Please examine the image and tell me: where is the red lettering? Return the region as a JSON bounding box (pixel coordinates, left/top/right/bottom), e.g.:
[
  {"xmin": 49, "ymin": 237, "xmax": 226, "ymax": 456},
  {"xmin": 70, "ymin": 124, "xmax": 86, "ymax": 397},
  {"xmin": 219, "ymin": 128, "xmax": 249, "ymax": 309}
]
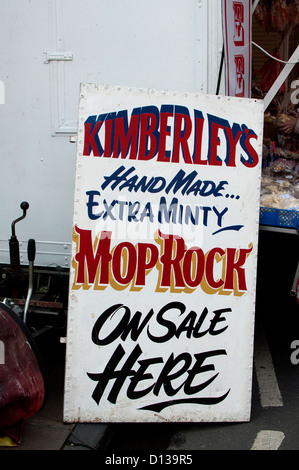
[
  {"xmin": 224, "ymin": 127, "xmax": 242, "ymax": 167},
  {"xmin": 74, "ymin": 226, "xmax": 112, "ymax": 285},
  {"xmin": 135, "ymin": 243, "xmax": 159, "ymax": 286},
  {"xmin": 82, "ymin": 107, "xmax": 260, "ymax": 169},
  {"xmin": 243, "ymin": 133, "xmax": 259, "ymax": 168},
  {"xmin": 224, "ymin": 245, "xmax": 253, "ymax": 291},
  {"xmin": 112, "ymin": 242, "xmax": 136, "ymax": 285},
  {"xmin": 138, "ymin": 112, "xmax": 158, "ymax": 161},
  {"xmin": 103, "ymin": 118, "xmax": 113, "ymax": 158},
  {"xmin": 205, "ymin": 248, "xmax": 225, "ymax": 289},
  {"xmin": 182, "ymin": 248, "xmax": 205, "ymax": 288},
  {"xmin": 172, "ymin": 112, "xmax": 193, "ymax": 164},
  {"xmin": 157, "ymin": 110, "xmax": 173, "ymax": 162},
  {"xmin": 159, "ymin": 232, "xmax": 186, "ymax": 288},
  {"xmin": 112, "ymin": 114, "xmax": 139, "ymax": 159},
  {"xmin": 209, "ymin": 122, "xmax": 224, "ymax": 166},
  {"xmin": 193, "ymin": 113, "xmax": 206, "ymax": 165},
  {"xmin": 83, "ymin": 120, "xmax": 104, "ymax": 156},
  {"xmin": 72, "ymin": 227, "xmax": 253, "ymax": 295}
]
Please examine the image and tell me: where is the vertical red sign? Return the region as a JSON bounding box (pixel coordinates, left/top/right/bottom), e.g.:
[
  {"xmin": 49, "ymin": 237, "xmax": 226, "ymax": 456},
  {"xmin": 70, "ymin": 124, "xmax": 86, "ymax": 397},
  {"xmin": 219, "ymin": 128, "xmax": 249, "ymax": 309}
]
[{"xmin": 222, "ymin": 0, "xmax": 252, "ymax": 98}]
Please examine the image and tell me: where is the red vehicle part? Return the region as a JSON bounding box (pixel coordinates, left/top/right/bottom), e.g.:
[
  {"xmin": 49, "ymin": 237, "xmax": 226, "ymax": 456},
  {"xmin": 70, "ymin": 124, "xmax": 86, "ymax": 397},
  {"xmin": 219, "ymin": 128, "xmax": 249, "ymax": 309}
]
[{"xmin": 0, "ymin": 302, "xmax": 46, "ymax": 444}]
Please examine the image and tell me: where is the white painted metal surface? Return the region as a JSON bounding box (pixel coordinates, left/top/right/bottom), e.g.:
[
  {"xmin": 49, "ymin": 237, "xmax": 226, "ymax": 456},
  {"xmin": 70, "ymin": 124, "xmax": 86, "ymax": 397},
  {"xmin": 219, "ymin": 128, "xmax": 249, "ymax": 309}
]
[
  {"xmin": 63, "ymin": 84, "xmax": 263, "ymax": 423},
  {"xmin": 0, "ymin": 0, "xmax": 223, "ymax": 268}
]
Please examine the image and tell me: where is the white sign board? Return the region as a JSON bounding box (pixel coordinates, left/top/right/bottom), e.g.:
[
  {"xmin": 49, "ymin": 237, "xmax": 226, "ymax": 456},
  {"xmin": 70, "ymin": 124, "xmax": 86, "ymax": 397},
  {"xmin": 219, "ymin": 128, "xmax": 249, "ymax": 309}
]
[{"xmin": 64, "ymin": 84, "xmax": 263, "ymax": 423}]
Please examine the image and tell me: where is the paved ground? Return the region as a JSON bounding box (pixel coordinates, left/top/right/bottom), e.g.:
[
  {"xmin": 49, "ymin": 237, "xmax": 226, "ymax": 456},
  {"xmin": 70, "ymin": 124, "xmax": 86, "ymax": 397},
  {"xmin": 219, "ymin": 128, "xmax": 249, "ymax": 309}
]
[
  {"xmin": 3, "ymin": 308, "xmax": 298, "ymax": 452},
  {"xmin": 104, "ymin": 315, "xmax": 299, "ymax": 451},
  {"xmin": 1, "ymin": 228, "xmax": 298, "ymax": 452},
  {"xmin": 104, "ymin": 228, "xmax": 299, "ymax": 452},
  {"xmin": 3, "ymin": 292, "xmax": 297, "ymax": 452}
]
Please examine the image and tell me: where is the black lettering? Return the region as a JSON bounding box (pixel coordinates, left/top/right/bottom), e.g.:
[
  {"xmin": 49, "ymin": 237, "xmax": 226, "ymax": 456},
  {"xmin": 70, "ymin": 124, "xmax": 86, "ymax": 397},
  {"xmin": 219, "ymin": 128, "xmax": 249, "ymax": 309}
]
[
  {"xmin": 153, "ymin": 352, "xmax": 192, "ymax": 396},
  {"xmin": 209, "ymin": 308, "xmax": 231, "ymax": 335},
  {"xmin": 87, "ymin": 344, "xmax": 142, "ymax": 404},
  {"xmin": 127, "ymin": 357, "xmax": 163, "ymax": 399},
  {"xmin": 147, "ymin": 302, "xmax": 184, "ymax": 343},
  {"xmin": 184, "ymin": 349, "xmax": 227, "ymax": 394}
]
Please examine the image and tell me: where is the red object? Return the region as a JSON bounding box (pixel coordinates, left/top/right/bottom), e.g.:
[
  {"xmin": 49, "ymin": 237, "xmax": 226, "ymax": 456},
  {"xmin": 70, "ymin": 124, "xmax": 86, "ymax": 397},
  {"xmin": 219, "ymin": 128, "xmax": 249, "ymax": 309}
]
[
  {"xmin": 0, "ymin": 303, "xmax": 46, "ymax": 444},
  {"xmin": 258, "ymin": 55, "xmax": 286, "ymax": 94}
]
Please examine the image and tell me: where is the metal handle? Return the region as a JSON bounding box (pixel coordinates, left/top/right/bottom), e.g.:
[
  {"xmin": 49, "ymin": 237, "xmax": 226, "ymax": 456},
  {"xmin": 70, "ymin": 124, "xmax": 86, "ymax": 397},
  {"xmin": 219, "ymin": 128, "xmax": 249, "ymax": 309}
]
[
  {"xmin": 27, "ymin": 238, "xmax": 36, "ymax": 262},
  {"xmin": 9, "ymin": 202, "xmax": 29, "ymax": 273},
  {"xmin": 11, "ymin": 201, "xmax": 29, "ymax": 237},
  {"xmin": 23, "ymin": 238, "xmax": 35, "ymax": 324}
]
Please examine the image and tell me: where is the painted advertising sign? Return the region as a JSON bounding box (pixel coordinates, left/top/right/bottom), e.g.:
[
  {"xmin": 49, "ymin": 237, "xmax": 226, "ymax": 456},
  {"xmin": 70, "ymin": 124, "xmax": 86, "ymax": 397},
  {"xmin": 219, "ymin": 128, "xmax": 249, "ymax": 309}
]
[
  {"xmin": 63, "ymin": 84, "xmax": 263, "ymax": 423},
  {"xmin": 222, "ymin": 0, "xmax": 252, "ymax": 98}
]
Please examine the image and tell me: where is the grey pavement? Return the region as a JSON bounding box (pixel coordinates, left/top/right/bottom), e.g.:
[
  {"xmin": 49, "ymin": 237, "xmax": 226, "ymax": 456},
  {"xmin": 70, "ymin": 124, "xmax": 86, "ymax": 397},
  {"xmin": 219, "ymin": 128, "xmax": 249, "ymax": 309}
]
[
  {"xmin": 1, "ymin": 350, "xmax": 111, "ymax": 451},
  {"xmin": 2, "ymin": 316, "xmax": 298, "ymax": 451},
  {"xmin": 1, "ymin": 228, "xmax": 298, "ymax": 452}
]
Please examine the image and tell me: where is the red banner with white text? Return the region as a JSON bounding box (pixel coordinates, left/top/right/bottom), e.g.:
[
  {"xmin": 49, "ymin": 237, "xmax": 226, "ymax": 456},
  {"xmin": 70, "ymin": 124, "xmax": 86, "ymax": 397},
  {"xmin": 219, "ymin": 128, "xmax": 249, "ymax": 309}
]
[{"xmin": 222, "ymin": 0, "xmax": 252, "ymax": 98}]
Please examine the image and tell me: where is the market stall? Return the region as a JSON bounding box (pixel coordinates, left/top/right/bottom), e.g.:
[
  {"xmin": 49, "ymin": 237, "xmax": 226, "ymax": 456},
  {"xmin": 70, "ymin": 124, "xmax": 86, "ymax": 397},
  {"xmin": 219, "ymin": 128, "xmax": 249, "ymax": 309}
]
[
  {"xmin": 252, "ymin": 0, "xmax": 299, "ymax": 302},
  {"xmin": 260, "ymin": 109, "xmax": 299, "ymax": 228}
]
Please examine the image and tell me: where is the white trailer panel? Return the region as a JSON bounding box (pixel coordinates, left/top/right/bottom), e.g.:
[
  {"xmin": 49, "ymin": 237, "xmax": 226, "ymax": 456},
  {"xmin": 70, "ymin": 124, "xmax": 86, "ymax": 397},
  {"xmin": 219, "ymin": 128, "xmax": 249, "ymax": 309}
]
[{"xmin": 0, "ymin": 0, "xmax": 223, "ymax": 268}]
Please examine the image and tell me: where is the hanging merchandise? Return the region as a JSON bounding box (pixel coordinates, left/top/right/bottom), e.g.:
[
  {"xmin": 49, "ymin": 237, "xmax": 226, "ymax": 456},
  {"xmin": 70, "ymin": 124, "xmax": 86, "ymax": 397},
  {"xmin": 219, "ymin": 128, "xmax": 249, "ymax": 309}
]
[
  {"xmin": 289, "ymin": 0, "xmax": 299, "ymax": 27},
  {"xmin": 259, "ymin": 95, "xmax": 299, "ymax": 229},
  {"xmin": 271, "ymin": 0, "xmax": 290, "ymax": 32},
  {"xmin": 253, "ymin": 1, "xmax": 299, "ymax": 229},
  {"xmin": 257, "ymin": 51, "xmax": 286, "ymax": 94},
  {"xmin": 255, "ymin": 0, "xmax": 299, "ymax": 33}
]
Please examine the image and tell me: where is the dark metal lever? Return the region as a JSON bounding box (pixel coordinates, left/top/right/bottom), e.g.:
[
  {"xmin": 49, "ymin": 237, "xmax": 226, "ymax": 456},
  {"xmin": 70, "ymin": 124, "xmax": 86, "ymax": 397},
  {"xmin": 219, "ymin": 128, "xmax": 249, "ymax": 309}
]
[
  {"xmin": 11, "ymin": 201, "xmax": 29, "ymax": 237},
  {"xmin": 24, "ymin": 239, "xmax": 36, "ymax": 323},
  {"xmin": 9, "ymin": 201, "xmax": 29, "ymax": 273}
]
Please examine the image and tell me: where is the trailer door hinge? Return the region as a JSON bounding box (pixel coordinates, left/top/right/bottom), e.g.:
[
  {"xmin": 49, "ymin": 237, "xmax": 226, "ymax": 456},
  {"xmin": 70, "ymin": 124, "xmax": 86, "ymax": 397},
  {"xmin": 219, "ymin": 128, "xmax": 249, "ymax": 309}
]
[{"xmin": 43, "ymin": 50, "xmax": 73, "ymax": 64}]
